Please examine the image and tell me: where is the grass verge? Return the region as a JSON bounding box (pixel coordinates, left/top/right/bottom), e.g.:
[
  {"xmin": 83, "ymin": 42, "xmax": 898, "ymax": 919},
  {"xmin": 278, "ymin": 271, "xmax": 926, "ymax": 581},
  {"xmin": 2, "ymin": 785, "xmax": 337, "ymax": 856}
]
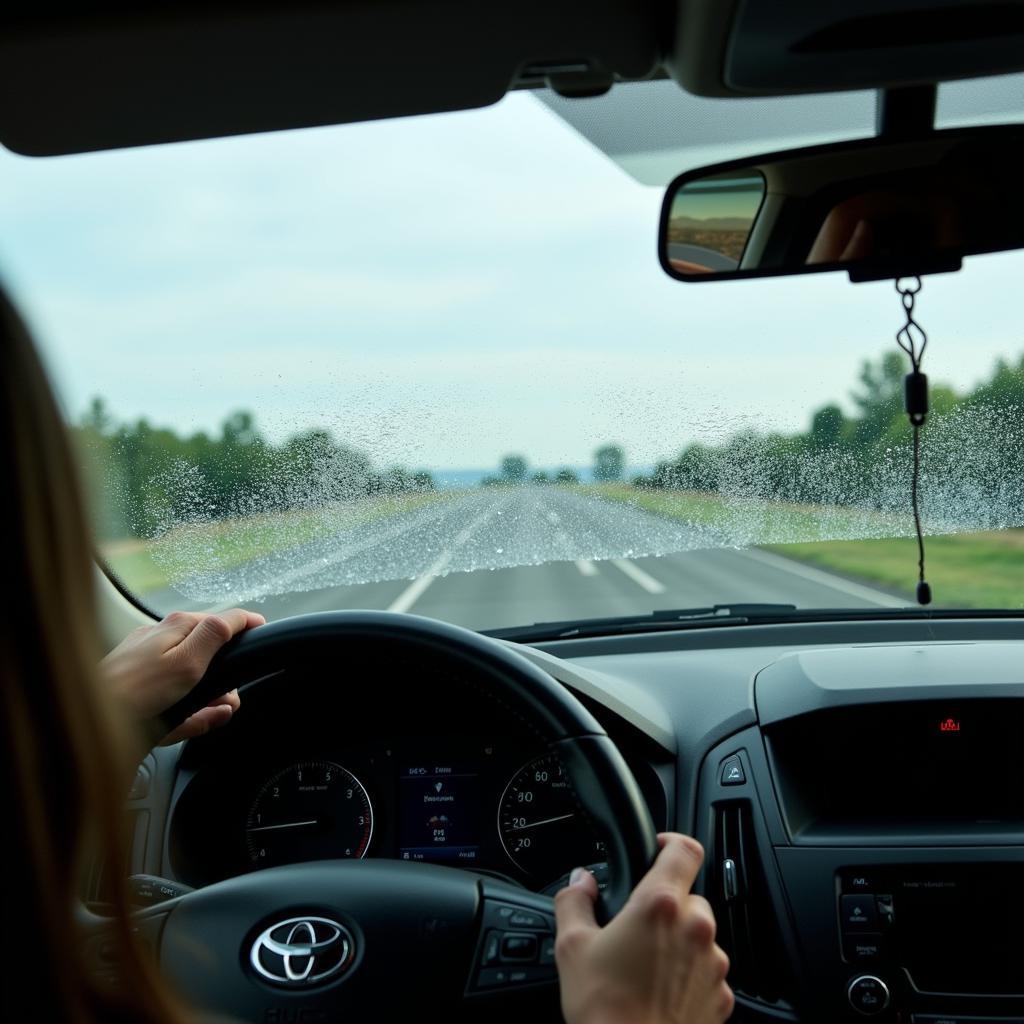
[
  {"xmin": 100, "ymin": 491, "xmax": 451, "ymax": 598},
  {"xmin": 586, "ymin": 484, "xmax": 1024, "ymax": 609},
  {"xmin": 767, "ymin": 533, "xmax": 1024, "ymax": 609}
]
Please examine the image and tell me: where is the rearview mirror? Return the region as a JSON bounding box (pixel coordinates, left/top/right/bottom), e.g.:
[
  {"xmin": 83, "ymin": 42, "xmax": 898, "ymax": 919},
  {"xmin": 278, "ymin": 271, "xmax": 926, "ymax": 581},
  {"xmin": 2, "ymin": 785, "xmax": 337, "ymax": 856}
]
[{"xmin": 659, "ymin": 126, "xmax": 1024, "ymax": 283}]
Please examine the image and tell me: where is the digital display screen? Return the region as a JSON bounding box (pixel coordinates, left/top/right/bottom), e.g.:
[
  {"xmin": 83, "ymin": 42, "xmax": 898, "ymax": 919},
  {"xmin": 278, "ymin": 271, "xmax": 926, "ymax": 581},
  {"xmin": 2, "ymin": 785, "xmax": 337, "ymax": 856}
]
[
  {"xmin": 398, "ymin": 763, "xmax": 481, "ymax": 865},
  {"xmin": 886, "ymin": 865, "xmax": 1024, "ymax": 995},
  {"xmin": 769, "ymin": 700, "xmax": 1024, "ymax": 832}
]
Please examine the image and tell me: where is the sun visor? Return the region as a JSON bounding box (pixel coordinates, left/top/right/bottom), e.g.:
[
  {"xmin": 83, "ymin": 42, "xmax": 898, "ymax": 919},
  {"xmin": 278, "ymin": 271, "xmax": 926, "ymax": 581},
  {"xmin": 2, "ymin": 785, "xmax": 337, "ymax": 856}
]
[
  {"xmin": 671, "ymin": 0, "xmax": 1024, "ymax": 97},
  {"xmin": 538, "ymin": 82, "xmax": 877, "ymax": 186},
  {"xmin": 0, "ymin": 1, "xmax": 660, "ymax": 156},
  {"xmin": 538, "ymin": 72, "xmax": 1024, "ymax": 186}
]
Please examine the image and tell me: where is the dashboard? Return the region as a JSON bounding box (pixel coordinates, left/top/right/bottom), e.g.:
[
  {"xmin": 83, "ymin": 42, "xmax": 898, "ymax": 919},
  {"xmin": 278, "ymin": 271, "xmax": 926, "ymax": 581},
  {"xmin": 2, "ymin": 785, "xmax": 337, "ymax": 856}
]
[{"xmin": 118, "ymin": 616, "xmax": 1024, "ymax": 1024}]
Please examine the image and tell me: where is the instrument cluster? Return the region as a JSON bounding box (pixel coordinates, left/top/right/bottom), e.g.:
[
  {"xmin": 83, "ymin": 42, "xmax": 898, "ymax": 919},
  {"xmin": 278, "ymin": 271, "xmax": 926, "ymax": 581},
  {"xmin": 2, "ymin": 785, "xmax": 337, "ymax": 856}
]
[{"xmin": 170, "ymin": 737, "xmax": 605, "ymax": 892}]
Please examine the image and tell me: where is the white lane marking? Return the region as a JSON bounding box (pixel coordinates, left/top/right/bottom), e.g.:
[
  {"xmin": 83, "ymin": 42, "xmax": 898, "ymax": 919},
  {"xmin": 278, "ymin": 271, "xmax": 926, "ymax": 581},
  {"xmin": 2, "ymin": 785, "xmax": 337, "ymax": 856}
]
[
  {"xmin": 202, "ymin": 497, "xmax": 468, "ymax": 609},
  {"xmin": 387, "ymin": 551, "xmax": 452, "ymax": 614},
  {"xmin": 733, "ymin": 547, "xmax": 908, "ymax": 607},
  {"xmin": 611, "ymin": 558, "xmax": 667, "ymax": 594},
  {"xmin": 386, "ymin": 499, "xmax": 506, "ymax": 614},
  {"xmin": 575, "ymin": 559, "xmax": 599, "ymax": 577}
]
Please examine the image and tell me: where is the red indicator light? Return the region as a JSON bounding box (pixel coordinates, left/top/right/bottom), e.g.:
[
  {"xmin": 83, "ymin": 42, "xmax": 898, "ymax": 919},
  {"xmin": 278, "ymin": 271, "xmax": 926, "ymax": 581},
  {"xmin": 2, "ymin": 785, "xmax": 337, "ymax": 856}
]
[{"xmin": 939, "ymin": 717, "xmax": 961, "ymax": 733}]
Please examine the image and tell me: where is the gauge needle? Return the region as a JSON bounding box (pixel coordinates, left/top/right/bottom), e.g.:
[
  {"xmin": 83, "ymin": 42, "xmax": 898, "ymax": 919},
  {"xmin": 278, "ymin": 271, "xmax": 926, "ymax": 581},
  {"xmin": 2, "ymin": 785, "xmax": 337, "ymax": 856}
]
[
  {"xmin": 247, "ymin": 819, "xmax": 319, "ymax": 833},
  {"xmin": 516, "ymin": 812, "xmax": 576, "ymax": 831}
]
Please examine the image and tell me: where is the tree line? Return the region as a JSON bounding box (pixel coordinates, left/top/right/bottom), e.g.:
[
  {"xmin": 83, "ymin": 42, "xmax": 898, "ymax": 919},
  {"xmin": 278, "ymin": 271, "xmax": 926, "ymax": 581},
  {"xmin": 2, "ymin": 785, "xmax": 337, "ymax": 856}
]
[
  {"xmin": 74, "ymin": 399, "xmax": 436, "ymax": 540},
  {"xmin": 481, "ymin": 445, "xmax": 627, "ymax": 486},
  {"xmin": 631, "ymin": 350, "xmax": 1024, "ymax": 529},
  {"xmin": 75, "ymin": 349, "xmax": 1024, "ymax": 543}
]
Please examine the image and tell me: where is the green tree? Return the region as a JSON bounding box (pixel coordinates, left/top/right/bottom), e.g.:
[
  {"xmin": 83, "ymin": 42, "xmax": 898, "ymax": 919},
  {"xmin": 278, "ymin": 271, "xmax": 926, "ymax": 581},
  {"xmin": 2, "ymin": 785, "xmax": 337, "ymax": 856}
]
[
  {"xmin": 554, "ymin": 468, "xmax": 579, "ymax": 484},
  {"xmin": 70, "ymin": 400, "xmax": 436, "ymax": 538},
  {"xmin": 593, "ymin": 444, "xmax": 625, "ymax": 482},
  {"xmin": 810, "ymin": 403, "xmax": 844, "ymax": 447},
  {"xmin": 849, "ymin": 352, "xmax": 907, "ymax": 446},
  {"xmin": 221, "ymin": 409, "xmax": 261, "ymax": 447},
  {"xmin": 965, "ymin": 353, "xmax": 1024, "ymax": 410},
  {"xmin": 280, "ymin": 430, "xmax": 372, "ymax": 502},
  {"xmin": 82, "ymin": 395, "xmax": 113, "ymax": 433},
  {"xmin": 500, "ymin": 454, "xmax": 528, "ymax": 484},
  {"xmin": 671, "ymin": 443, "xmax": 718, "ymax": 491}
]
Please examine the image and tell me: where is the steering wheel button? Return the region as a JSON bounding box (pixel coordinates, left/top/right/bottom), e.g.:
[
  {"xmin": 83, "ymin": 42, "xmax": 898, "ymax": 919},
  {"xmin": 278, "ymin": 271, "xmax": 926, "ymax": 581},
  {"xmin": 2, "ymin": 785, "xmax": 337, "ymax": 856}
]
[
  {"xmin": 477, "ymin": 968, "xmax": 510, "ymax": 989},
  {"xmin": 500, "ymin": 933, "xmax": 538, "ymax": 961},
  {"xmin": 485, "ymin": 901, "xmax": 531, "ymax": 929},
  {"xmin": 508, "ymin": 910, "xmax": 546, "ymax": 930},
  {"xmin": 481, "ymin": 930, "xmax": 501, "ymax": 965},
  {"xmin": 539, "ymin": 936, "xmax": 555, "ymax": 965}
]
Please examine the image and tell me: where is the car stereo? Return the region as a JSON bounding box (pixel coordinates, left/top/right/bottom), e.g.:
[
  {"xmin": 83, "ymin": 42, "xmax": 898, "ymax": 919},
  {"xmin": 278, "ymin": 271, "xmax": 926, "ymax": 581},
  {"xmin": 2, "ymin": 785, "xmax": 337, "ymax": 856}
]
[{"xmin": 838, "ymin": 865, "xmax": 1024, "ymax": 1015}]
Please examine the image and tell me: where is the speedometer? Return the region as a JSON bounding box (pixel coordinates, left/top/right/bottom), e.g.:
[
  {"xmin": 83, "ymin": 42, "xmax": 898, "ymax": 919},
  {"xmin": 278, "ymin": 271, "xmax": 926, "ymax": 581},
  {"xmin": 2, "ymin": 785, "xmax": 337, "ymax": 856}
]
[
  {"xmin": 246, "ymin": 760, "xmax": 373, "ymax": 867},
  {"xmin": 498, "ymin": 754, "xmax": 603, "ymax": 883}
]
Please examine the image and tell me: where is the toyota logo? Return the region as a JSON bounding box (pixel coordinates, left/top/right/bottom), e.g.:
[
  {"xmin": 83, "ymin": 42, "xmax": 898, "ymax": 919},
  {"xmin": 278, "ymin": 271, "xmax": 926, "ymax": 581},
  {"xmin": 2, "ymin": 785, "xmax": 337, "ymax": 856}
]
[{"xmin": 249, "ymin": 916, "xmax": 355, "ymax": 987}]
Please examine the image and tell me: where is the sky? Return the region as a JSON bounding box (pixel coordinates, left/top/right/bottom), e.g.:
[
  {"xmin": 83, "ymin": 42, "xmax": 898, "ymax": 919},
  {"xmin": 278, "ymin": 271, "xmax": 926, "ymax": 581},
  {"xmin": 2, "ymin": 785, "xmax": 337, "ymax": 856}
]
[
  {"xmin": 1, "ymin": 89, "xmax": 1023, "ymax": 473},
  {"xmin": 670, "ymin": 174, "xmax": 765, "ymax": 225}
]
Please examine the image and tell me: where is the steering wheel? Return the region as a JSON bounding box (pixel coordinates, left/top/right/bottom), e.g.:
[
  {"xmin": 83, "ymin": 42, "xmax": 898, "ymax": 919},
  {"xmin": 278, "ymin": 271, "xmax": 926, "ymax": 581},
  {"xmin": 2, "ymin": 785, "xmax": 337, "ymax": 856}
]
[{"xmin": 134, "ymin": 611, "xmax": 658, "ymax": 1019}]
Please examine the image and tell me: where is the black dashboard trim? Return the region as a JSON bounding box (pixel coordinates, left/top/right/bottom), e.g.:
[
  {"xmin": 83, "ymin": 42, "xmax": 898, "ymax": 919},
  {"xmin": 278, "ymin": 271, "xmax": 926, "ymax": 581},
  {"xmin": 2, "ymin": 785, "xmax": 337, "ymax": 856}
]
[{"xmin": 531, "ymin": 616, "xmax": 1024, "ymax": 658}]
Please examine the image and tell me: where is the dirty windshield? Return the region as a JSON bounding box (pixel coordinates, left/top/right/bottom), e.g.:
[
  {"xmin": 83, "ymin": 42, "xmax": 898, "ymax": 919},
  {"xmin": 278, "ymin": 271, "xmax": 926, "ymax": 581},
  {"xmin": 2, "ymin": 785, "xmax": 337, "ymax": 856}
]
[{"xmin": 1, "ymin": 91, "xmax": 1022, "ymax": 630}]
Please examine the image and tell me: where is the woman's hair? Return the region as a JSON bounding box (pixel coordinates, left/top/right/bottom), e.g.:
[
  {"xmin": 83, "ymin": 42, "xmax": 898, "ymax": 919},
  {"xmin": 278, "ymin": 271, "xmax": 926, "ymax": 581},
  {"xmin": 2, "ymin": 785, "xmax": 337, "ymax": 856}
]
[{"xmin": 0, "ymin": 287, "xmax": 186, "ymax": 1023}]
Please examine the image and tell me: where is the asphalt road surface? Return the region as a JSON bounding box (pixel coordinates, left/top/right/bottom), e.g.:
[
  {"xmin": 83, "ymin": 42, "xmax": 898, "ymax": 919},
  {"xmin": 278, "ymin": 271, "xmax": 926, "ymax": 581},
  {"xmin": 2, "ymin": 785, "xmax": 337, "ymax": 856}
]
[{"xmin": 148, "ymin": 487, "xmax": 907, "ymax": 632}]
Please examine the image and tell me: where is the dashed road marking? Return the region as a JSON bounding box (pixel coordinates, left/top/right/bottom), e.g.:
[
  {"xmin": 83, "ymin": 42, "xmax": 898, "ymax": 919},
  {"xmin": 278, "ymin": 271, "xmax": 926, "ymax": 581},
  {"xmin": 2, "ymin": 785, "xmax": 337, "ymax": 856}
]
[
  {"xmin": 611, "ymin": 558, "xmax": 666, "ymax": 594},
  {"xmin": 387, "ymin": 551, "xmax": 452, "ymax": 614},
  {"xmin": 386, "ymin": 502, "xmax": 505, "ymax": 614}
]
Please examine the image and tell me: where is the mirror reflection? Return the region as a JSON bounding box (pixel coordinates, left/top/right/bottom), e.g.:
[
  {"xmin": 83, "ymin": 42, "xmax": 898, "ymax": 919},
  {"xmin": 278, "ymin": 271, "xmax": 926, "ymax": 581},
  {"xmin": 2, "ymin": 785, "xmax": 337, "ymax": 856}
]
[
  {"xmin": 660, "ymin": 127, "xmax": 1024, "ymax": 282},
  {"xmin": 664, "ymin": 171, "xmax": 765, "ymax": 275}
]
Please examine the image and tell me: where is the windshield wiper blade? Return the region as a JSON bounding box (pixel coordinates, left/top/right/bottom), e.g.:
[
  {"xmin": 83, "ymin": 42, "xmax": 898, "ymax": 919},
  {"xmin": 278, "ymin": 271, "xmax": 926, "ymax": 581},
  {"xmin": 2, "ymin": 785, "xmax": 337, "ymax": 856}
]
[{"xmin": 486, "ymin": 603, "xmax": 799, "ymax": 642}]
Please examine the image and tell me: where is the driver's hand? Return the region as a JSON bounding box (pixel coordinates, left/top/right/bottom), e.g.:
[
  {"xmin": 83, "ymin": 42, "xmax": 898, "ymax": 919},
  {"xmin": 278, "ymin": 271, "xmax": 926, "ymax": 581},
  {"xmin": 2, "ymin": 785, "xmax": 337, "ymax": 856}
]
[
  {"xmin": 101, "ymin": 608, "xmax": 265, "ymax": 745},
  {"xmin": 554, "ymin": 833, "xmax": 733, "ymax": 1024}
]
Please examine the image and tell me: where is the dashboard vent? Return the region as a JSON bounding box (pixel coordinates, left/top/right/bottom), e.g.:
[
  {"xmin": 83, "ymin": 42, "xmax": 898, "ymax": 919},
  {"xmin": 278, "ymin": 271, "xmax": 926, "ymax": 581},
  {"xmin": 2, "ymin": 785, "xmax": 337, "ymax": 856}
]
[{"xmin": 711, "ymin": 801, "xmax": 796, "ymax": 1011}]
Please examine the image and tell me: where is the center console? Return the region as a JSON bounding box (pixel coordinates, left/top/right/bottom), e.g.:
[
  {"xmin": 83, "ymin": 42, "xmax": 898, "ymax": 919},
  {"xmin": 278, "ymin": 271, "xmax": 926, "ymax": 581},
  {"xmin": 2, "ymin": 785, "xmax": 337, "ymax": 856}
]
[{"xmin": 694, "ymin": 643, "xmax": 1024, "ymax": 1024}]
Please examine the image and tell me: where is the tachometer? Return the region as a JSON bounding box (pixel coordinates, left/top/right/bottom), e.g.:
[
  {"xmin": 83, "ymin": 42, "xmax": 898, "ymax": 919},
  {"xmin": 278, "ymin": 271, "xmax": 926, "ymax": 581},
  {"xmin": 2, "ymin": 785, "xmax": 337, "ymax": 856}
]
[
  {"xmin": 246, "ymin": 760, "xmax": 373, "ymax": 867},
  {"xmin": 498, "ymin": 754, "xmax": 602, "ymax": 883}
]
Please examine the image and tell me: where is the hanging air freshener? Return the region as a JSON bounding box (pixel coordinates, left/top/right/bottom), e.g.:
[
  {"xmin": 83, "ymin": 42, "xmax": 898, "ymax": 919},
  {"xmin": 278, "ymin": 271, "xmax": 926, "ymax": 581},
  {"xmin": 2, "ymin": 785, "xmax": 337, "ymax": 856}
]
[{"xmin": 893, "ymin": 277, "xmax": 931, "ymax": 606}]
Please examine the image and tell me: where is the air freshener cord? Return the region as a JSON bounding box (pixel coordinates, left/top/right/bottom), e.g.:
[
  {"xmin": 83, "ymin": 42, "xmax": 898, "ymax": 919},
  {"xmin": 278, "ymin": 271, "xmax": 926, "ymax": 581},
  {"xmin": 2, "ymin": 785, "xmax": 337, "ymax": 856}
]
[{"xmin": 894, "ymin": 277, "xmax": 931, "ymax": 606}]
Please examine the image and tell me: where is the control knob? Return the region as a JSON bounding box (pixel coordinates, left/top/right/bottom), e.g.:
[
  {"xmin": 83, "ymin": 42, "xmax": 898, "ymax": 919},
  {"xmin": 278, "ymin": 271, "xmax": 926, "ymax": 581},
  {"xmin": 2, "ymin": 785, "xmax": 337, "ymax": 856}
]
[{"xmin": 847, "ymin": 975, "xmax": 890, "ymax": 1016}]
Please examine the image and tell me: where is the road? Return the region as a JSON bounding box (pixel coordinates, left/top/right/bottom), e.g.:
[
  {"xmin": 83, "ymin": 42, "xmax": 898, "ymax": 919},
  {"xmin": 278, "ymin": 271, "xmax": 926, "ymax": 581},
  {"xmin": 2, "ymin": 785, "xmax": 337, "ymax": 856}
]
[
  {"xmin": 149, "ymin": 487, "xmax": 906, "ymax": 632},
  {"xmin": 666, "ymin": 242, "xmax": 738, "ymax": 273}
]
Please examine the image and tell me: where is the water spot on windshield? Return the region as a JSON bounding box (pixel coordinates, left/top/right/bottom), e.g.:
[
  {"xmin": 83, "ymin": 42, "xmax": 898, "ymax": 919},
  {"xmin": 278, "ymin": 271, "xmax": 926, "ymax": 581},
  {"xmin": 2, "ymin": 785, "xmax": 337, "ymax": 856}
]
[{"xmin": 82, "ymin": 395, "xmax": 1024, "ymax": 612}]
